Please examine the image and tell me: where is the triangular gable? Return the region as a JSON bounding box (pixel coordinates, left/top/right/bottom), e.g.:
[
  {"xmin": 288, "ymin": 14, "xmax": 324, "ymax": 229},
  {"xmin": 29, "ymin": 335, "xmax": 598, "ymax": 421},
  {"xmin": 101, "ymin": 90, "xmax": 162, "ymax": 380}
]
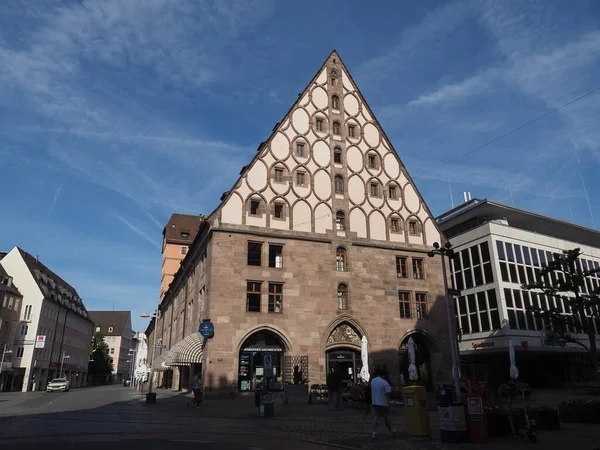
[{"xmin": 218, "ymin": 50, "xmax": 441, "ymax": 246}]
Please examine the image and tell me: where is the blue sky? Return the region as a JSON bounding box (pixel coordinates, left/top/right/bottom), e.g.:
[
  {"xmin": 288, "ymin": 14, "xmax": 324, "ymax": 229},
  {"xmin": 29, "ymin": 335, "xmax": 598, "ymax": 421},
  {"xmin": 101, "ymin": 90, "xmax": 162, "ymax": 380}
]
[{"xmin": 1, "ymin": 0, "xmax": 599, "ymax": 333}]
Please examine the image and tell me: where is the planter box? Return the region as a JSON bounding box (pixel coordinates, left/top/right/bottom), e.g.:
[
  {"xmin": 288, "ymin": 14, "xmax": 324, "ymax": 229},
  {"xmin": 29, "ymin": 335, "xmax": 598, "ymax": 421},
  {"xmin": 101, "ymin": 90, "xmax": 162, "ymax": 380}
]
[{"xmin": 284, "ymin": 384, "xmax": 309, "ymax": 404}]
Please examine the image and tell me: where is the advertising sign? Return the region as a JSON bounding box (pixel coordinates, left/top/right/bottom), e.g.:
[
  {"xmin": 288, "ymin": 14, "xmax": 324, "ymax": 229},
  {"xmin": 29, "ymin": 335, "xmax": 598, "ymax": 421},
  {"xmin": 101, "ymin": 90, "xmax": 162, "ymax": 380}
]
[
  {"xmin": 199, "ymin": 320, "xmax": 215, "ymax": 339},
  {"xmin": 35, "ymin": 335, "xmax": 46, "ymax": 349}
]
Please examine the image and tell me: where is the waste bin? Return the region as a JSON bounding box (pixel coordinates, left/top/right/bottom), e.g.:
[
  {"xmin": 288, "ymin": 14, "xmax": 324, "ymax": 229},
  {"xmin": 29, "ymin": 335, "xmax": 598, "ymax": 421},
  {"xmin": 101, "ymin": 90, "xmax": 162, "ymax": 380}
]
[
  {"xmin": 437, "ymin": 388, "xmax": 469, "ymax": 443},
  {"xmin": 259, "ymin": 391, "xmax": 274, "ymax": 417},
  {"xmin": 402, "ymin": 385, "xmax": 430, "ymax": 436}
]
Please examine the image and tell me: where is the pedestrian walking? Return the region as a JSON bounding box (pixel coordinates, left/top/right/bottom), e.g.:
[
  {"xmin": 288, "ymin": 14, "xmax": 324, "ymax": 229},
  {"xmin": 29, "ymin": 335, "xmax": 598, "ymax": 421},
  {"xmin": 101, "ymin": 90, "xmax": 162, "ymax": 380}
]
[
  {"xmin": 370, "ymin": 368, "xmax": 397, "ymax": 439},
  {"xmin": 187, "ymin": 373, "xmax": 203, "ymax": 408}
]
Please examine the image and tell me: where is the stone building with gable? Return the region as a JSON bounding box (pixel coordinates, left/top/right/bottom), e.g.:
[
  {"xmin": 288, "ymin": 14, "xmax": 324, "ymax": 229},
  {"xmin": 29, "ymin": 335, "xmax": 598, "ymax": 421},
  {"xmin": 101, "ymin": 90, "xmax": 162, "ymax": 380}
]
[{"xmin": 147, "ymin": 50, "xmax": 451, "ymax": 394}]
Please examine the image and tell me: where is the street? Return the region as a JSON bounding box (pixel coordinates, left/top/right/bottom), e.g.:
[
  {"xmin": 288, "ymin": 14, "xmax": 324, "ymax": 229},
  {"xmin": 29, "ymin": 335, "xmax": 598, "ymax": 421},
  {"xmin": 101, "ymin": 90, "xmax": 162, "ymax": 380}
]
[{"xmin": 1, "ymin": 385, "xmax": 599, "ymax": 450}]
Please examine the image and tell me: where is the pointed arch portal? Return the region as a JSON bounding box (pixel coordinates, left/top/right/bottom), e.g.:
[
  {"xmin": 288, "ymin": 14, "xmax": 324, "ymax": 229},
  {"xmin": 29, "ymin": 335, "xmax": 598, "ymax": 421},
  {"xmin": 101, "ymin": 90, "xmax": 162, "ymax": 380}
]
[{"xmin": 325, "ymin": 322, "xmax": 363, "ymax": 386}]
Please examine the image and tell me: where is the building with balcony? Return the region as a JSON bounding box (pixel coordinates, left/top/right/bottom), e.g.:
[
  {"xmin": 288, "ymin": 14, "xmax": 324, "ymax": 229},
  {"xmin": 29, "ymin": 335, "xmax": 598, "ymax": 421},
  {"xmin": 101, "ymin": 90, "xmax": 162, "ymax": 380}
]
[
  {"xmin": 0, "ymin": 247, "xmax": 94, "ymax": 392},
  {"xmin": 436, "ymin": 198, "xmax": 600, "ymax": 387},
  {"xmin": 146, "ymin": 51, "xmax": 451, "ymax": 395},
  {"xmin": 88, "ymin": 311, "xmax": 133, "ymax": 383},
  {"xmin": 0, "ymin": 260, "xmax": 24, "ymax": 391}
]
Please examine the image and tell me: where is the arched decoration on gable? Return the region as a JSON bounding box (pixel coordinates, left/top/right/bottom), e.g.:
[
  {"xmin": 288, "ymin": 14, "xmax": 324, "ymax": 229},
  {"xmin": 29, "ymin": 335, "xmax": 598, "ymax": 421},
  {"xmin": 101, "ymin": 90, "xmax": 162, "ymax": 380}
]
[{"xmin": 322, "ymin": 314, "xmax": 367, "ymax": 353}]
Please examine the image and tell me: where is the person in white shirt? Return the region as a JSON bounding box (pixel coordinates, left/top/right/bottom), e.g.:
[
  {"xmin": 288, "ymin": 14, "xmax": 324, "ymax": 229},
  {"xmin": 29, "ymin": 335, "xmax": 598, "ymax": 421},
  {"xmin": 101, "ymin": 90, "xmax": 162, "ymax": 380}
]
[{"xmin": 370, "ymin": 368, "xmax": 397, "ymax": 439}]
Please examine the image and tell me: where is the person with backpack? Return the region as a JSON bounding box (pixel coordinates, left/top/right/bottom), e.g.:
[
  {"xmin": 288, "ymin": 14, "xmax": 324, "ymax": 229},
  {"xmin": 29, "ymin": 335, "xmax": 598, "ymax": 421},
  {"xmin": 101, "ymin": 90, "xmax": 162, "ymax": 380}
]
[{"xmin": 369, "ymin": 368, "xmax": 397, "ymax": 439}]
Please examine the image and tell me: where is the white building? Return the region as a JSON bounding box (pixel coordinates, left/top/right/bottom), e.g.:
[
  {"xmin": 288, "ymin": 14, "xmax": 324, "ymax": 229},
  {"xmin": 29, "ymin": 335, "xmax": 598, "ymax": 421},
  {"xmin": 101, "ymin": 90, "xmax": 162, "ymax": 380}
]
[
  {"xmin": 436, "ymin": 198, "xmax": 600, "ymax": 388},
  {"xmin": 0, "ymin": 247, "xmax": 94, "ymax": 391},
  {"xmin": 132, "ymin": 331, "xmax": 149, "ymax": 383}
]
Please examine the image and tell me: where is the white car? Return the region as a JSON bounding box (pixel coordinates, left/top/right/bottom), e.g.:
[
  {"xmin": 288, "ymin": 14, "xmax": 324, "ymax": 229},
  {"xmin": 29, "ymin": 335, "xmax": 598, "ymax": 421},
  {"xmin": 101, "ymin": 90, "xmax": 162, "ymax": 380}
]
[{"xmin": 47, "ymin": 378, "xmax": 70, "ymax": 393}]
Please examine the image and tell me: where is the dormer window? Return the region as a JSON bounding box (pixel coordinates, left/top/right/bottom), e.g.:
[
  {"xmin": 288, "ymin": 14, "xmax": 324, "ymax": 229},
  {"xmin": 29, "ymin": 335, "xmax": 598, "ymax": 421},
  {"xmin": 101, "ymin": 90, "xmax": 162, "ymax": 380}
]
[{"xmin": 181, "ymin": 232, "xmax": 189, "ymax": 239}]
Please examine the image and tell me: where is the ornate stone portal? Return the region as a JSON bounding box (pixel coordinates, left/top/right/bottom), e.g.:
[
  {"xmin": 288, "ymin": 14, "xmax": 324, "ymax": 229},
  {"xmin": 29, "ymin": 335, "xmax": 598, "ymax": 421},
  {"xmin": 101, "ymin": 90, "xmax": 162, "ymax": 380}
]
[{"xmin": 326, "ymin": 323, "xmax": 361, "ymax": 347}]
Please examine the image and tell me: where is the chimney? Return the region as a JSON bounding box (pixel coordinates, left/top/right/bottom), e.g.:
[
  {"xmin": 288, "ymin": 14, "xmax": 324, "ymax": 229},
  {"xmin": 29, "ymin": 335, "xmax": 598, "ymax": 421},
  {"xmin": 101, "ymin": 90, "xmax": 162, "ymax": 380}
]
[
  {"xmin": 35, "ymin": 255, "xmax": 39, "ymax": 264},
  {"xmin": 463, "ymin": 192, "xmax": 468, "ymax": 203},
  {"xmin": 468, "ymin": 192, "xmax": 472, "ymax": 200}
]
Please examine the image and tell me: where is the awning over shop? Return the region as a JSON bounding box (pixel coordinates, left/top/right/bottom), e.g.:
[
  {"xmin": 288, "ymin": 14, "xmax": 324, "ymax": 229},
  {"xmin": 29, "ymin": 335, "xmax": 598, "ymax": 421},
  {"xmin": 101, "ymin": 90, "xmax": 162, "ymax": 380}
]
[
  {"xmin": 165, "ymin": 332, "xmax": 205, "ymax": 366},
  {"xmin": 152, "ymin": 353, "xmax": 170, "ymax": 371}
]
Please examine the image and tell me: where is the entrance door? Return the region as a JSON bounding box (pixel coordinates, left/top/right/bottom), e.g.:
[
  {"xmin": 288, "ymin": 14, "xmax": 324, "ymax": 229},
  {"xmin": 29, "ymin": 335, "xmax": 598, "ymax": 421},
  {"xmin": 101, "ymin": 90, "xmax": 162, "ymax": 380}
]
[{"xmin": 327, "ymin": 349, "xmax": 361, "ymax": 386}]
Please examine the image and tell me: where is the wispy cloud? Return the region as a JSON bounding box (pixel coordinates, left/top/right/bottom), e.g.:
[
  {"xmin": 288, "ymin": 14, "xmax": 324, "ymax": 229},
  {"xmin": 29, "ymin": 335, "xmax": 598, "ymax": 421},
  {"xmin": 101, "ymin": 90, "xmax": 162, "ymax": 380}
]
[
  {"xmin": 114, "ymin": 214, "xmax": 161, "ymax": 250},
  {"xmin": 46, "ymin": 185, "xmax": 62, "ymax": 218}
]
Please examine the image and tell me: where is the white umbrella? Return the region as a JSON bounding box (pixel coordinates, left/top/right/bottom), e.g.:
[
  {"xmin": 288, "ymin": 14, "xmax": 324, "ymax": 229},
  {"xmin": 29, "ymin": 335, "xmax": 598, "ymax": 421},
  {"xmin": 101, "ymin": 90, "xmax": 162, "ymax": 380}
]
[
  {"xmin": 509, "ymin": 340, "xmax": 519, "ymax": 380},
  {"xmin": 359, "ymin": 336, "xmax": 370, "ymax": 383},
  {"xmin": 408, "ymin": 337, "xmax": 419, "ymax": 381}
]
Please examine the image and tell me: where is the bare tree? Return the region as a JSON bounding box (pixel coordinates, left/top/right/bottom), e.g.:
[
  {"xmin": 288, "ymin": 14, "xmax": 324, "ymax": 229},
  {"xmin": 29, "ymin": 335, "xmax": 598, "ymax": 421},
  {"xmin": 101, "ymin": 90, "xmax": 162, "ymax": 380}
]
[{"xmin": 522, "ymin": 248, "xmax": 600, "ymax": 380}]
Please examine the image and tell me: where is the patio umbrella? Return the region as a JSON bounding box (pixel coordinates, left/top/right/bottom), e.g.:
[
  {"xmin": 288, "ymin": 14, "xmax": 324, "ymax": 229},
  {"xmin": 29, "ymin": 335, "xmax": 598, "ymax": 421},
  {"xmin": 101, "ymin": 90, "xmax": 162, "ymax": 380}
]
[
  {"xmin": 408, "ymin": 337, "xmax": 419, "ymax": 381},
  {"xmin": 359, "ymin": 336, "xmax": 370, "ymax": 383},
  {"xmin": 509, "ymin": 340, "xmax": 519, "ymax": 380}
]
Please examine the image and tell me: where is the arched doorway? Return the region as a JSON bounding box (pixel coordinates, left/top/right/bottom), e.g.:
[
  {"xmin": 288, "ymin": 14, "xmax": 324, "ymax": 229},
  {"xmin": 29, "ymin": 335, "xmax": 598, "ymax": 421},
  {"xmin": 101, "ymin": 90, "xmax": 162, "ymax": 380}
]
[
  {"xmin": 238, "ymin": 329, "xmax": 287, "ymax": 392},
  {"xmin": 325, "ymin": 322, "xmax": 363, "ymax": 386},
  {"xmin": 399, "ymin": 332, "xmax": 435, "ymax": 391}
]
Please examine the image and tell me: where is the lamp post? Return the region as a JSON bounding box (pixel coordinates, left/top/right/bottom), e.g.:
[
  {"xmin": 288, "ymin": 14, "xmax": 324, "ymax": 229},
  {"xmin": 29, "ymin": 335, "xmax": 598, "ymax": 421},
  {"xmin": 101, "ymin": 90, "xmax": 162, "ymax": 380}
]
[
  {"xmin": 127, "ymin": 348, "xmax": 136, "ymax": 388},
  {"xmin": 59, "ymin": 351, "xmax": 70, "ymax": 378},
  {"xmin": 427, "ymin": 241, "xmax": 462, "ymax": 402},
  {"xmin": 140, "ymin": 311, "xmax": 159, "ymax": 401}
]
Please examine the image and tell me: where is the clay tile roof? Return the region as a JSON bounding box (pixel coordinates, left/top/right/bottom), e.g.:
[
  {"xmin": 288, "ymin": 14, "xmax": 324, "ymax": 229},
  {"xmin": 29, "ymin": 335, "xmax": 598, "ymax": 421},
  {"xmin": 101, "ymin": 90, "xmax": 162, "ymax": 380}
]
[
  {"xmin": 162, "ymin": 213, "xmax": 202, "ymax": 245},
  {"xmin": 87, "ymin": 311, "xmax": 131, "ymax": 336}
]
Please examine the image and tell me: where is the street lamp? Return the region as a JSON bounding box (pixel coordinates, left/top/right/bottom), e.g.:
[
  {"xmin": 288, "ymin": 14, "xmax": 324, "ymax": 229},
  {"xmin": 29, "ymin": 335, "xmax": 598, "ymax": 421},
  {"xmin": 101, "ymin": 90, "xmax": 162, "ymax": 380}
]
[
  {"xmin": 140, "ymin": 311, "xmax": 158, "ymax": 401},
  {"xmin": 127, "ymin": 348, "xmax": 137, "ymax": 389},
  {"xmin": 427, "ymin": 241, "xmax": 462, "ymax": 402},
  {"xmin": 1, "ymin": 345, "xmax": 13, "ymax": 378},
  {"xmin": 59, "ymin": 351, "xmax": 70, "ymax": 378}
]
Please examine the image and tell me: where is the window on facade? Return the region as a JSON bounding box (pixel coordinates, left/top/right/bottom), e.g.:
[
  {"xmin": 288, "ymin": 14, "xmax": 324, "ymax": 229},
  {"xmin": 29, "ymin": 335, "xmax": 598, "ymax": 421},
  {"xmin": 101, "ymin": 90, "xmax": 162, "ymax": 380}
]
[
  {"xmin": 330, "ymin": 71, "xmax": 337, "ymax": 86},
  {"xmin": 246, "ymin": 281, "xmax": 262, "ymax": 312},
  {"xmin": 408, "ymin": 221, "xmax": 419, "ymax": 235},
  {"xmin": 8, "ymin": 297, "xmax": 13, "ymax": 309},
  {"xmin": 296, "ymin": 171, "xmax": 306, "ymax": 186},
  {"xmin": 250, "ymin": 200, "xmax": 261, "ymax": 215},
  {"xmin": 391, "ymin": 218, "xmax": 401, "ymax": 233},
  {"xmin": 20, "ymin": 325, "xmax": 28, "ymax": 336},
  {"xmin": 416, "ymin": 293, "xmax": 428, "ymax": 319},
  {"xmin": 268, "ymin": 244, "xmax": 283, "ymax": 268},
  {"xmin": 181, "ymin": 232, "xmax": 189, "ymax": 239},
  {"xmin": 335, "ymin": 211, "xmax": 345, "ymax": 231},
  {"xmin": 396, "ymin": 257, "xmax": 407, "ymax": 278},
  {"xmin": 334, "ymin": 175, "xmax": 344, "ymax": 194},
  {"xmin": 337, "ymin": 284, "xmax": 348, "ymax": 310},
  {"xmin": 16, "ymin": 347, "xmax": 24, "ymax": 358},
  {"xmin": 399, "ymin": 292, "xmax": 411, "ymax": 318},
  {"xmin": 348, "ymin": 124, "xmax": 356, "ymax": 138},
  {"xmin": 389, "ymin": 185, "xmax": 397, "ymax": 199},
  {"xmin": 316, "ymin": 118, "xmax": 324, "ymax": 132},
  {"xmin": 333, "ymin": 121, "xmax": 341, "ymax": 135},
  {"xmin": 14, "ymin": 298, "xmax": 19, "ymax": 311},
  {"xmin": 274, "ymin": 168, "xmax": 284, "ymax": 182},
  {"xmin": 110, "ymin": 348, "xmax": 115, "ymax": 354},
  {"xmin": 332, "ymin": 95, "xmax": 340, "ymax": 109},
  {"xmin": 247, "ymin": 242, "xmax": 262, "ymax": 266},
  {"xmin": 181, "ymin": 246, "xmax": 187, "ymax": 255},
  {"xmin": 334, "ymin": 147, "xmax": 342, "ymax": 164},
  {"xmin": 413, "ymin": 258, "xmax": 424, "ymax": 279},
  {"xmin": 274, "ymin": 203, "xmax": 284, "ymax": 219},
  {"xmin": 108, "ymin": 327, "xmax": 113, "ymax": 333},
  {"xmin": 268, "ymin": 283, "xmax": 283, "ymax": 313},
  {"xmin": 370, "ymin": 183, "xmax": 380, "ymax": 197},
  {"xmin": 368, "ymin": 154, "xmax": 377, "ymax": 169},
  {"xmin": 336, "ymin": 247, "xmax": 347, "ymax": 272},
  {"xmin": 296, "ymin": 142, "xmax": 305, "ymax": 157}
]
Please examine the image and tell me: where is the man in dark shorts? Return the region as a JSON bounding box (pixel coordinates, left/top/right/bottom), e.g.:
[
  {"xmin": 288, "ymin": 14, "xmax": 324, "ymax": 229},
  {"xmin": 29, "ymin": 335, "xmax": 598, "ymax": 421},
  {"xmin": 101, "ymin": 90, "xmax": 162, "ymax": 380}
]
[{"xmin": 370, "ymin": 368, "xmax": 397, "ymax": 439}]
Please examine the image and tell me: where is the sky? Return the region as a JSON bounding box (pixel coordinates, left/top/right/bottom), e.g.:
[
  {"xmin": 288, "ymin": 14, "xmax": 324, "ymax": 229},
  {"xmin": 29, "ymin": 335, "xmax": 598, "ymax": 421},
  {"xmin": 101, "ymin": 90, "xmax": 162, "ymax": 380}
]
[{"xmin": 1, "ymin": 0, "xmax": 599, "ymax": 333}]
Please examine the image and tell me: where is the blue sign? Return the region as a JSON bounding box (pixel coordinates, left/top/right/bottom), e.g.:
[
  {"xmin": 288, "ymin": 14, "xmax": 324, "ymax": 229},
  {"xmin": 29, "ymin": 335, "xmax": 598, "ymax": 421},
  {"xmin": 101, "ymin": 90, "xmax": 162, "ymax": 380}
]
[
  {"xmin": 199, "ymin": 320, "xmax": 214, "ymax": 339},
  {"xmin": 264, "ymin": 354, "xmax": 272, "ymax": 370}
]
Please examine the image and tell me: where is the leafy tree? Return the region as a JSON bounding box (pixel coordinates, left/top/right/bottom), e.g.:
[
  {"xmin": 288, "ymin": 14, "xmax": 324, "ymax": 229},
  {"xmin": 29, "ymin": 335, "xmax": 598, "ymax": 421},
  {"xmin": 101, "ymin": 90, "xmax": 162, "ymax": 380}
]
[
  {"xmin": 88, "ymin": 332, "xmax": 113, "ymax": 377},
  {"xmin": 522, "ymin": 248, "xmax": 600, "ymax": 379}
]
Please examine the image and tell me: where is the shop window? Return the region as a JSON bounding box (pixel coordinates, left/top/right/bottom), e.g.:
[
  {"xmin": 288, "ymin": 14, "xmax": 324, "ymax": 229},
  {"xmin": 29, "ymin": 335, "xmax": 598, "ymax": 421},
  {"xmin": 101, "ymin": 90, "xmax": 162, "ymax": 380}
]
[
  {"xmin": 337, "ymin": 284, "xmax": 348, "ymax": 310},
  {"xmin": 247, "ymin": 242, "xmax": 262, "ymax": 266},
  {"xmin": 246, "ymin": 281, "xmax": 262, "ymax": 312}
]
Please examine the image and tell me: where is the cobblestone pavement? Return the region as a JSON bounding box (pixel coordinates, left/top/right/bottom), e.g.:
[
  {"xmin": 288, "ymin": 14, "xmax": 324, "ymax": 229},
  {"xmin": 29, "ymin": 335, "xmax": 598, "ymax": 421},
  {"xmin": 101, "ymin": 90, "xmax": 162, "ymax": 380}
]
[{"xmin": 1, "ymin": 386, "xmax": 599, "ymax": 450}]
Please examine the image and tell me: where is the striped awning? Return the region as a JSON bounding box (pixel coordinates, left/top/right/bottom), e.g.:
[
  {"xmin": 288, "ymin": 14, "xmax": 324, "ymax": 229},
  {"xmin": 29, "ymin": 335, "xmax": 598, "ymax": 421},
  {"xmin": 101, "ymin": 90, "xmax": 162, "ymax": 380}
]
[{"xmin": 165, "ymin": 332, "xmax": 205, "ymax": 366}]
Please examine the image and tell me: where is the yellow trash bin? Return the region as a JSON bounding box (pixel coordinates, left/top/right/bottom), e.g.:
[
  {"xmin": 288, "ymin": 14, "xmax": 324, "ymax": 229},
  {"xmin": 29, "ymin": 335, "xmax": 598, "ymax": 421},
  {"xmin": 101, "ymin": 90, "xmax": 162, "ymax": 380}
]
[{"xmin": 402, "ymin": 385, "xmax": 431, "ymax": 436}]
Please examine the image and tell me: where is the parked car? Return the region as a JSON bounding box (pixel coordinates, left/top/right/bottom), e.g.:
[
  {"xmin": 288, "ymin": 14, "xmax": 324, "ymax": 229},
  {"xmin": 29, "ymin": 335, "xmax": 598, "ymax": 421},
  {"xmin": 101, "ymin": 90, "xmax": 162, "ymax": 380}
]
[{"xmin": 47, "ymin": 378, "xmax": 70, "ymax": 393}]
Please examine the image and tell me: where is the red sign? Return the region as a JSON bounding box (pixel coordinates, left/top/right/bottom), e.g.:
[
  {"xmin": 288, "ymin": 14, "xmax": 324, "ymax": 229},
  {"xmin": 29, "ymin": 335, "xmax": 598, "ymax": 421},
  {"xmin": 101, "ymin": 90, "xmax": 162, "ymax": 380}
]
[{"xmin": 471, "ymin": 342, "xmax": 495, "ymax": 350}]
